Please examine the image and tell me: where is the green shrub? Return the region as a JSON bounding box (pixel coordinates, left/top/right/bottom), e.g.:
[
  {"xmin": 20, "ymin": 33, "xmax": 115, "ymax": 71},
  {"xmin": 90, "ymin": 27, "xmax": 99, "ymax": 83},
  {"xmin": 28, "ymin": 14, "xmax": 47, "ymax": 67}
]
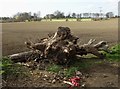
[{"xmin": 104, "ymin": 44, "xmax": 120, "ymax": 61}]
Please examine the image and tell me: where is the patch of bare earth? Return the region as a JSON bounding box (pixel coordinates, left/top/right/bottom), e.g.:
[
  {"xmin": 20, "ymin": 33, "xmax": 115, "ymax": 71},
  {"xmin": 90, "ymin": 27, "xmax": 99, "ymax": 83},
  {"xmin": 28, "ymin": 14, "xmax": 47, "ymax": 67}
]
[{"xmin": 82, "ymin": 62, "xmax": 118, "ymax": 87}]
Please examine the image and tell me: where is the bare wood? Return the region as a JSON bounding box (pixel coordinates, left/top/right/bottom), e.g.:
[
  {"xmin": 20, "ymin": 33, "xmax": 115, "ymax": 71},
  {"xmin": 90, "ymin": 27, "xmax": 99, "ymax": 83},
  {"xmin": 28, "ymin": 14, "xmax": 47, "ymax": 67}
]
[
  {"xmin": 8, "ymin": 51, "xmax": 37, "ymax": 62},
  {"xmin": 8, "ymin": 27, "xmax": 110, "ymax": 64}
]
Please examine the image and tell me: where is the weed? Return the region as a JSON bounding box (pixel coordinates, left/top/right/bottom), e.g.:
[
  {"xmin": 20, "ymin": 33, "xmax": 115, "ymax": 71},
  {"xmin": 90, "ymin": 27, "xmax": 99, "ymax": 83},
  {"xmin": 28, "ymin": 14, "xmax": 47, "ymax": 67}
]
[
  {"xmin": 47, "ymin": 64, "xmax": 62, "ymax": 73},
  {"xmin": 1, "ymin": 57, "xmax": 28, "ymax": 79},
  {"xmin": 47, "ymin": 59, "xmax": 93, "ymax": 77},
  {"xmin": 104, "ymin": 44, "xmax": 120, "ymax": 62}
]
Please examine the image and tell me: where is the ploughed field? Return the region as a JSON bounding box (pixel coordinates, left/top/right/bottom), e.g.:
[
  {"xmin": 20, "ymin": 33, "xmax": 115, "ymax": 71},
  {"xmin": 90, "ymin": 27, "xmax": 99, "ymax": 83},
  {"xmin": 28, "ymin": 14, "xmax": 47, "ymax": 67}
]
[
  {"xmin": 2, "ymin": 19, "xmax": 118, "ymax": 56},
  {"xmin": 2, "ymin": 19, "xmax": 119, "ymax": 87}
]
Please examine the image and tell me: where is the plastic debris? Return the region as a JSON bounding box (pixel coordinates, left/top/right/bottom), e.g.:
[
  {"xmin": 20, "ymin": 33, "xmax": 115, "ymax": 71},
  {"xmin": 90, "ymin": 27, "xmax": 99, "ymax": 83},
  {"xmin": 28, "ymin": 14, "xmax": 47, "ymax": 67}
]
[{"xmin": 63, "ymin": 76, "xmax": 81, "ymax": 88}]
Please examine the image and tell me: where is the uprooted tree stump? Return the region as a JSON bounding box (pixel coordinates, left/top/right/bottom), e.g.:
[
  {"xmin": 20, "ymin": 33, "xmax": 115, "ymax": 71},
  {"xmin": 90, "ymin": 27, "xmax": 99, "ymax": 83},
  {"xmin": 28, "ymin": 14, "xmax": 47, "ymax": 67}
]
[{"xmin": 8, "ymin": 26, "xmax": 110, "ymax": 64}]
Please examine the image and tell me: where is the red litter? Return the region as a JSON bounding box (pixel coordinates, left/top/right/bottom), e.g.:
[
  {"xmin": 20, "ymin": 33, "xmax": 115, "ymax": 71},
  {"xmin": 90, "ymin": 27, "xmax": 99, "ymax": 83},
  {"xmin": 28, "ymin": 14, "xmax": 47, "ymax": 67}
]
[
  {"xmin": 63, "ymin": 76, "xmax": 81, "ymax": 88},
  {"xmin": 69, "ymin": 76, "xmax": 81, "ymax": 87}
]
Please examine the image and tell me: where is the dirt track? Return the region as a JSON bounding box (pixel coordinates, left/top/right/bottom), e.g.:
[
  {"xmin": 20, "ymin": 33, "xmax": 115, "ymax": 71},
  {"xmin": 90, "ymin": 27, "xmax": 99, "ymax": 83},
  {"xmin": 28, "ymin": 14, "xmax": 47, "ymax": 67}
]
[{"xmin": 2, "ymin": 19, "xmax": 118, "ymax": 56}]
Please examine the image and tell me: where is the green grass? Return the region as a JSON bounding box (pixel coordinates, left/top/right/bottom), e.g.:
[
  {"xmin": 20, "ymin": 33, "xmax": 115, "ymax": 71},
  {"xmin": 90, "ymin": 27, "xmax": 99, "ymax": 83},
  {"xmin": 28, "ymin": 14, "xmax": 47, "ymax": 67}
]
[
  {"xmin": 47, "ymin": 64, "xmax": 62, "ymax": 73},
  {"xmin": 47, "ymin": 59, "xmax": 94, "ymax": 78},
  {"xmin": 1, "ymin": 57, "xmax": 28, "ymax": 78},
  {"xmin": 63, "ymin": 67, "xmax": 78, "ymax": 77},
  {"xmin": 0, "ymin": 57, "xmax": 12, "ymax": 75},
  {"xmin": 104, "ymin": 44, "xmax": 120, "ymax": 62}
]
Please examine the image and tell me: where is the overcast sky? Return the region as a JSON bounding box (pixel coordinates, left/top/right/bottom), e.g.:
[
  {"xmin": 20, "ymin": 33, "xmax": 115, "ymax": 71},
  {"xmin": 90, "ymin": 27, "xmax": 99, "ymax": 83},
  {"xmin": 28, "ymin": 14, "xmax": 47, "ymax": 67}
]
[{"xmin": 0, "ymin": 0, "xmax": 119, "ymax": 17}]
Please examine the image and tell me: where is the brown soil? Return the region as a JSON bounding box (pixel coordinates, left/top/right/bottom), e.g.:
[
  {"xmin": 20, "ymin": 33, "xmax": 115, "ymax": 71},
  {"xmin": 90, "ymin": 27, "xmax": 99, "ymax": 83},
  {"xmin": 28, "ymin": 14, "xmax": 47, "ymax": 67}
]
[
  {"xmin": 83, "ymin": 61, "xmax": 118, "ymax": 87},
  {"xmin": 2, "ymin": 19, "xmax": 119, "ymax": 88},
  {"xmin": 2, "ymin": 19, "xmax": 118, "ymax": 56}
]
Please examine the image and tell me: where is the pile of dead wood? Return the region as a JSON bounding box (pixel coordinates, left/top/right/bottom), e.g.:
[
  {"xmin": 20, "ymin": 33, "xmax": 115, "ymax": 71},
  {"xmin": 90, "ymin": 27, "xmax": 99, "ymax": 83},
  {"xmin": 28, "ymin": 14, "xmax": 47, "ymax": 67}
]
[{"xmin": 8, "ymin": 27, "xmax": 110, "ymax": 64}]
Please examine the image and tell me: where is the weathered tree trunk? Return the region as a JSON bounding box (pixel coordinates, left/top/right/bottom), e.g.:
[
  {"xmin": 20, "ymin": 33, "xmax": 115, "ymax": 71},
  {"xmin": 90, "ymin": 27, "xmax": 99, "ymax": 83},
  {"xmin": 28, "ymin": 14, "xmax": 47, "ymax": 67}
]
[
  {"xmin": 8, "ymin": 27, "xmax": 109, "ymax": 64},
  {"xmin": 8, "ymin": 51, "xmax": 40, "ymax": 62}
]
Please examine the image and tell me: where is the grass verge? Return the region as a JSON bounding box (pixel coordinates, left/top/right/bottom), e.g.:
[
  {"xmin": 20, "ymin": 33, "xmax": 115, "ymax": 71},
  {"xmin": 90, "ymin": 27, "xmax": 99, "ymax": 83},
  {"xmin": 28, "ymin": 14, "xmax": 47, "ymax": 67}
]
[
  {"xmin": 0, "ymin": 57, "xmax": 28, "ymax": 79},
  {"xmin": 104, "ymin": 44, "xmax": 120, "ymax": 62}
]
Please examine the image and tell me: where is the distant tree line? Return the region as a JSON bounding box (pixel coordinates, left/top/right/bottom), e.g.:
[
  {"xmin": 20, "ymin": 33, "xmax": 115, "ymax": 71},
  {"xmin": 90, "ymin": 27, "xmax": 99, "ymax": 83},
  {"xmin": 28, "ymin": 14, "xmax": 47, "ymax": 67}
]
[
  {"xmin": 44, "ymin": 10, "xmax": 117, "ymax": 20},
  {"xmin": 13, "ymin": 12, "xmax": 41, "ymax": 22},
  {"xmin": 0, "ymin": 10, "xmax": 119, "ymax": 23},
  {"xmin": 0, "ymin": 12, "xmax": 41, "ymax": 23}
]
